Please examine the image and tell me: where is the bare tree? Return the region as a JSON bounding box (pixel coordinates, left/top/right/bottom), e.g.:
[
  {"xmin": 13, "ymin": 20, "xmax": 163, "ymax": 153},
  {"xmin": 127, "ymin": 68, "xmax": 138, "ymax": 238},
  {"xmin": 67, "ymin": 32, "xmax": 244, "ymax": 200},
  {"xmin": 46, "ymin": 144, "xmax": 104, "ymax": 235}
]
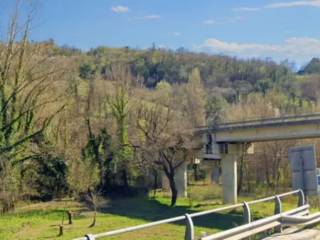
[
  {"xmin": 0, "ymin": 1, "xmax": 65, "ymax": 211},
  {"xmin": 106, "ymin": 66, "xmax": 133, "ymax": 192},
  {"xmin": 260, "ymin": 140, "xmax": 293, "ymax": 190},
  {"xmin": 136, "ymin": 103, "xmax": 193, "ymax": 206},
  {"xmin": 237, "ymin": 143, "xmax": 250, "ymax": 194}
]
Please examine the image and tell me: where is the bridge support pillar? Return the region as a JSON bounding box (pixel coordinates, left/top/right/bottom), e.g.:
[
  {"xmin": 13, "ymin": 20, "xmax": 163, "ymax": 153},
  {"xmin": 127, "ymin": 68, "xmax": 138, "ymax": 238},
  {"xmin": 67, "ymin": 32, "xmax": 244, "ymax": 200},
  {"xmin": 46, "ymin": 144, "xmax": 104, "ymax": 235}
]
[
  {"xmin": 221, "ymin": 144, "xmax": 240, "ymax": 204},
  {"xmin": 162, "ymin": 162, "xmax": 188, "ymax": 198},
  {"xmin": 176, "ymin": 162, "xmax": 188, "ymax": 198}
]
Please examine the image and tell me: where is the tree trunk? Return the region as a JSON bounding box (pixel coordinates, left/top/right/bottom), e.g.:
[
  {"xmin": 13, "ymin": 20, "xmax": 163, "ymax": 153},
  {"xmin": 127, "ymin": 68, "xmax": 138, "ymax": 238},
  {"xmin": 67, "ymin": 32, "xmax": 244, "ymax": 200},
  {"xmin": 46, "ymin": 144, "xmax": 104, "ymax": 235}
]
[
  {"xmin": 193, "ymin": 164, "xmax": 198, "ymax": 181},
  {"xmin": 237, "ymin": 145, "xmax": 248, "ymax": 194},
  {"xmin": 89, "ymin": 210, "xmax": 96, "ymax": 228},
  {"xmin": 67, "ymin": 210, "xmax": 72, "ymax": 224},
  {"xmin": 167, "ymin": 173, "xmax": 177, "ymax": 207},
  {"xmin": 122, "ymin": 169, "xmax": 129, "ymax": 193},
  {"xmin": 237, "ymin": 156, "xmax": 244, "ymax": 194},
  {"xmin": 274, "ymin": 156, "xmax": 282, "ymax": 191},
  {"xmin": 160, "ymin": 151, "xmax": 178, "ymax": 207},
  {"xmin": 99, "ymin": 160, "xmax": 106, "ymax": 190},
  {"xmin": 152, "ymin": 169, "xmax": 158, "ymax": 198},
  {"xmin": 265, "ymin": 161, "xmax": 271, "ymax": 188},
  {"xmin": 58, "ymin": 225, "xmax": 63, "ymax": 236}
]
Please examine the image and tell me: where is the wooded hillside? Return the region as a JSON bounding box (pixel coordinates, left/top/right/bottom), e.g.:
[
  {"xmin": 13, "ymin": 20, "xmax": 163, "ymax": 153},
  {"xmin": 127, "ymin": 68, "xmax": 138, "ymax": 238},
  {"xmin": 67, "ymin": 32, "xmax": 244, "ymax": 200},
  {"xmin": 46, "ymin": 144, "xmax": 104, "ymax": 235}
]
[{"xmin": 1, "ymin": 8, "xmax": 320, "ymax": 211}]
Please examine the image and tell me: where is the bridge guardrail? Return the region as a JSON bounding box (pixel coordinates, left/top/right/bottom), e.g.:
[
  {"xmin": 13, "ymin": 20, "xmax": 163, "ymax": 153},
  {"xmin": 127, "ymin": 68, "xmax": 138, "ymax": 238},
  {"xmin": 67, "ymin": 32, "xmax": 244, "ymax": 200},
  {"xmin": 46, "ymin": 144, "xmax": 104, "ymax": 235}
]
[
  {"xmin": 196, "ymin": 112, "xmax": 320, "ymax": 132},
  {"xmin": 74, "ymin": 189, "xmax": 306, "ymax": 240}
]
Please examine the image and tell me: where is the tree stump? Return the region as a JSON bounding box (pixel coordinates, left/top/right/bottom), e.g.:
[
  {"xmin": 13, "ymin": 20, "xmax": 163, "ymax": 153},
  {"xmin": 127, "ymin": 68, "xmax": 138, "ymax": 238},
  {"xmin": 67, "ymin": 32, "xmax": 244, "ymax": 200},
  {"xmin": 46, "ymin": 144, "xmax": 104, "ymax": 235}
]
[
  {"xmin": 67, "ymin": 210, "xmax": 73, "ymax": 224},
  {"xmin": 89, "ymin": 211, "xmax": 96, "ymax": 228},
  {"xmin": 58, "ymin": 225, "xmax": 63, "ymax": 236}
]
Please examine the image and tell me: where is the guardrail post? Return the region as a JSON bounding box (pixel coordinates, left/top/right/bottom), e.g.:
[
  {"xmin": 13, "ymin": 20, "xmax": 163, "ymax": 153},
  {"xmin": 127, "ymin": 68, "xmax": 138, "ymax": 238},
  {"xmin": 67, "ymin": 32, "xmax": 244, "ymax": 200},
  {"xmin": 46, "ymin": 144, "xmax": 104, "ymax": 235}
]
[
  {"xmin": 298, "ymin": 189, "xmax": 305, "ymax": 207},
  {"xmin": 274, "ymin": 196, "xmax": 282, "ymax": 233},
  {"xmin": 243, "ymin": 202, "xmax": 251, "ymax": 240},
  {"xmin": 184, "ymin": 214, "xmax": 194, "ymax": 240},
  {"xmin": 85, "ymin": 234, "xmax": 95, "ymax": 240},
  {"xmin": 243, "ymin": 202, "xmax": 251, "ymax": 224}
]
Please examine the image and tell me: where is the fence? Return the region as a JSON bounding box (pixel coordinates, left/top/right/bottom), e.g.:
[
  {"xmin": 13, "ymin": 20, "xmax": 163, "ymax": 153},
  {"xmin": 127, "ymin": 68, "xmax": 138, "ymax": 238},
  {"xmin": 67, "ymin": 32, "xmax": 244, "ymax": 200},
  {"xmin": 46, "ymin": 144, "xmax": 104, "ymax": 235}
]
[{"xmin": 74, "ymin": 189, "xmax": 317, "ymax": 240}]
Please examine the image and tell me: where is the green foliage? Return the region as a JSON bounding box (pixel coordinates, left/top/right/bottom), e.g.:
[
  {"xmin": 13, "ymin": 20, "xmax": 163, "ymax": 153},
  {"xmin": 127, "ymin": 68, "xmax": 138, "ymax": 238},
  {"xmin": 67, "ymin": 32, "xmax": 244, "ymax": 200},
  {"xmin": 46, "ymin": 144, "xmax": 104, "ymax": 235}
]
[
  {"xmin": 107, "ymin": 86, "xmax": 133, "ymax": 178},
  {"xmin": 0, "ymin": 11, "xmax": 65, "ymax": 211},
  {"xmin": 79, "ymin": 62, "xmax": 97, "ymax": 79},
  {"xmin": 18, "ymin": 135, "xmax": 69, "ymax": 201},
  {"xmin": 3, "ymin": 4, "xmax": 320, "ymax": 211},
  {"xmin": 86, "ymin": 46, "xmax": 295, "ymax": 96},
  {"xmin": 256, "ymin": 78, "xmax": 273, "ymax": 95},
  {"xmin": 0, "ymin": 158, "xmax": 19, "ymax": 212},
  {"xmin": 80, "ymin": 121, "xmax": 114, "ymax": 193},
  {"xmin": 32, "ymin": 153, "xmax": 68, "ymax": 200},
  {"xmin": 205, "ymin": 94, "xmax": 228, "ymax": 126}
]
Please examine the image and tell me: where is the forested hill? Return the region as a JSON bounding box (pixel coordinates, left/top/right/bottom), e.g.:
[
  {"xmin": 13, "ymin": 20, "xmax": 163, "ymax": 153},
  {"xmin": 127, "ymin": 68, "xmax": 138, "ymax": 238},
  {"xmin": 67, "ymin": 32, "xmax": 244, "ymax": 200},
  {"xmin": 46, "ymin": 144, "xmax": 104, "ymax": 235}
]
[
  {"xmin": 1, "ymin": 35, "xmax": 320, "ymax": 213},
  {"xmin": 298, "ymin": 58, "xmax": 320, "ymax": 75},
  {"xmin": 34, "ymin": 41, "xmax": 320, "ymax": 104},
  {"xmin": 82, "ymin": 46, "xmax": 295, "ymax": 99}
]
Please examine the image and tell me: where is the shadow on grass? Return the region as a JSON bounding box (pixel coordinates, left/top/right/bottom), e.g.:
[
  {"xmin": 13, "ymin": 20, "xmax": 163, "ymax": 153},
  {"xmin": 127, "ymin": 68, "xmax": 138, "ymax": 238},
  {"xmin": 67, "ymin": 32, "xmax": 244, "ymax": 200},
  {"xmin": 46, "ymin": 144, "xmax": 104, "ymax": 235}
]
[{"xmin": 98, "ymin": 197, "xmax": 243, "ymax": 231}]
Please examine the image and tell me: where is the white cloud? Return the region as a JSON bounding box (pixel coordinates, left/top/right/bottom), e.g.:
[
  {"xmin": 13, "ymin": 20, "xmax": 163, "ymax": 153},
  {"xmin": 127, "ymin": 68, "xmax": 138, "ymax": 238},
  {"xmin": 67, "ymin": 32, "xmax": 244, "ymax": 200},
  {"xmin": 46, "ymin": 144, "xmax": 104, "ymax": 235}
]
[
  {"xmin": 199, "ymin": 37, "xmax": 320, "ymax": 64},
  {"xmin": 236, "ymin": 0, "xmax": 320, "ymax": 11},
  {"xmin": 130, "ymin": 15, "xmax": 161, "ymax": 21},
  {"xmin": 203, "ymin": 19, "xmax": 216, "ymax": 25},
  {"xmin": 173, "ymin": 32, "xmax": 181, "ymax": 37},
  {"xmin": 143, "ymin": 15, "xmax": 161, "ymax": 20},
  {"xmin": 234, "ymin": 0, "xmax": 320, "ymax": 12},
  {"xmin": 111, "ymin": 6, "xmax": 130, "ymax": 13},
  {"xmin": 265, "ymin": 0, "xmax": 320, "ymax": 8},
  {"xmin": 202, "ymin": 17, "xmax": 243, "ymax": 25},
  {"xmin": 232, "ymin": 7, "xmax": 260, "ymax": 12}
]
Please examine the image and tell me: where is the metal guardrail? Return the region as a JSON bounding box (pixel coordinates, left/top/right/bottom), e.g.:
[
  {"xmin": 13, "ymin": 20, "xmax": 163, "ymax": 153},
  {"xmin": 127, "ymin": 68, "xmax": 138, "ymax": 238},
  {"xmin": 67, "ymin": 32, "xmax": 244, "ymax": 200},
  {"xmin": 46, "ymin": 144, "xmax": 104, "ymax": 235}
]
[
  {"xmin": 74, "ymin": 189, "xmax": 309, "ymax": 240},
  {"xmin": 201, "ymin": 205, "xmax": 310, "ymax": 240}
]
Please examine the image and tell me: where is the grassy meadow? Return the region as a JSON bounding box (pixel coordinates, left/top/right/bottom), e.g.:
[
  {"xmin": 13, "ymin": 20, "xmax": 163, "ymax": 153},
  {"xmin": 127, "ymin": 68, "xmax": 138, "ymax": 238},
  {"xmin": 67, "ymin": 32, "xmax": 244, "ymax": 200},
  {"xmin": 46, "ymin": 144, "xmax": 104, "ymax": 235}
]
[{"xmin": 0, "ymin": 184, "xmax": 304, "ymax": 240}]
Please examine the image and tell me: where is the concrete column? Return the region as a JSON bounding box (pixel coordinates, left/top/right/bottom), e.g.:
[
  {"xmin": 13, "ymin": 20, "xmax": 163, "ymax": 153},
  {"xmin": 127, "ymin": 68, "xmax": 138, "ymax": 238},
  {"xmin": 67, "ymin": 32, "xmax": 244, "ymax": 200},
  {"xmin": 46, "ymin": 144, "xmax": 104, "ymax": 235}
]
[
  {"xmin": 221, "ymin": 144, "xmax": 239, "ymax": 204},
  {"xmin": 175, "ymin": 162, "xmax": 188, "ymax": 198},
  {"xmin": 211, "ymin": 163, "xmax": 221, "ymax": 184}
]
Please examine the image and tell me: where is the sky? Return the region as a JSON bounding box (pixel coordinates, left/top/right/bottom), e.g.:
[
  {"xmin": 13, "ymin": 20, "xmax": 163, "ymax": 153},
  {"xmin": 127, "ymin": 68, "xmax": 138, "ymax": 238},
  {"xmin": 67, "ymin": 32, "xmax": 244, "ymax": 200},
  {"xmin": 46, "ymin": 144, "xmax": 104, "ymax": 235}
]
[{"xmin": 1, "ymin": 0, "xmax": 320, "ymax": 67}]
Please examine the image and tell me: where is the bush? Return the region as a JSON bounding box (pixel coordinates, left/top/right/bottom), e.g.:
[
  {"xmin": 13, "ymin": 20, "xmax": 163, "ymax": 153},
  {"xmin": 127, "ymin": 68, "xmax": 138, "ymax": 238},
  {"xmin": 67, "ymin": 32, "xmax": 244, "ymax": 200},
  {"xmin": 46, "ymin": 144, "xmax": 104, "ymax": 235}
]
[{"xmin": 34, "ymin": 154, "xmax": 68, "ymax": 200}]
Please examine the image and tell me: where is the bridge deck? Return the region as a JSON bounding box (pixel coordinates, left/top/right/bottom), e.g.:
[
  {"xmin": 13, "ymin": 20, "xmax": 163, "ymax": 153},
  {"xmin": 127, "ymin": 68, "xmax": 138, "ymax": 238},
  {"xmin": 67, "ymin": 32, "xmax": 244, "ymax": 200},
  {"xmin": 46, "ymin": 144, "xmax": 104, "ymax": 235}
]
[
  {"xmin": 197, "ymin": 113, "xmax": 320, "ymax": 133},
  {"xmin": 197, "ymin": 113, "xmax": 320, "ymax": 143}
]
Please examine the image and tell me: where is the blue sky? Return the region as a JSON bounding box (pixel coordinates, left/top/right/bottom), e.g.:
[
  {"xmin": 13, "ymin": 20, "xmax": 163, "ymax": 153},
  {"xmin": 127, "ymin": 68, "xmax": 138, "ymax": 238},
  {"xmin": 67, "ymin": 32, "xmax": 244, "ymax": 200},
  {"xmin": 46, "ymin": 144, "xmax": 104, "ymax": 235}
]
[{"xmin": 1, "ymin": 0, "xmax": 320, "ymax": 66}]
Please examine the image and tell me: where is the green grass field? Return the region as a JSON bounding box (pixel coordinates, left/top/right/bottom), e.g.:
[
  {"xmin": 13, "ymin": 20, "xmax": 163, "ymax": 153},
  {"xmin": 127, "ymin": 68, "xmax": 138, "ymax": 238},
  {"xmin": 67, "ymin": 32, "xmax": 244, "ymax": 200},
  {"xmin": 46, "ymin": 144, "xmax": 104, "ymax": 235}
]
[{"xmin": 0, "ymin": 186, "xmax": 304, "ymax": 240}]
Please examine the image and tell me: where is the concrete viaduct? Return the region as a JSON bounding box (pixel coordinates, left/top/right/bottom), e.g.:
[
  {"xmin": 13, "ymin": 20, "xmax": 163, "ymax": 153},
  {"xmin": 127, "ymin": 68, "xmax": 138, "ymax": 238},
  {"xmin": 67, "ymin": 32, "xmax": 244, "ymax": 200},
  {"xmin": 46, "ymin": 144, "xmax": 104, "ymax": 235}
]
[{"xmin": 194, "ymin": 113, "xmax": 320, "ymax": 204}]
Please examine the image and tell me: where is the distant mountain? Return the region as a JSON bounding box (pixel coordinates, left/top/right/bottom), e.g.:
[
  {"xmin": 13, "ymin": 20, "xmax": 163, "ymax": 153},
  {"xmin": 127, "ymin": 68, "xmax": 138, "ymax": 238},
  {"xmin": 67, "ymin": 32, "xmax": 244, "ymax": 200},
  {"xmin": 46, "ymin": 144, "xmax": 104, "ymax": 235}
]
[{"xmin": 298, "ymin": 58, "xmax": 320, "ymax": 75}]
